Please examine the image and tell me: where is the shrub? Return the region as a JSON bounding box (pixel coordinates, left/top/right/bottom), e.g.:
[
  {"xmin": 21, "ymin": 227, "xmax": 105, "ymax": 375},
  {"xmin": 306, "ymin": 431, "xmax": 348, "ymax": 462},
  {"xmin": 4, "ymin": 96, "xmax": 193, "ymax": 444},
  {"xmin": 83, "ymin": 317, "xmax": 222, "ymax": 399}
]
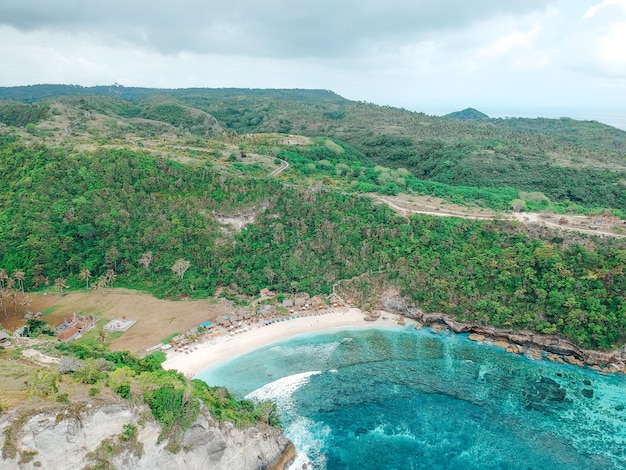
[
  {"xmin": 58, "ymin": 356, "xmax": 83, "ymax": 374},
  {"xmin": 115, "ymin": 384, "xmax": 131, "ymax": 399}
]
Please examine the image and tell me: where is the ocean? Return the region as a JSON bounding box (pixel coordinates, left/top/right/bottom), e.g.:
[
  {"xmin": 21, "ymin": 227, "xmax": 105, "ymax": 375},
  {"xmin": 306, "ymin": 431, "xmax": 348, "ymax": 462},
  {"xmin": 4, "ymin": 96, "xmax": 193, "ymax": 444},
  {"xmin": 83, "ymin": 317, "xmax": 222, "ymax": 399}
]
[{"xmin": 197, "ymin": 327, "xmax": 626, "ymax": 469}]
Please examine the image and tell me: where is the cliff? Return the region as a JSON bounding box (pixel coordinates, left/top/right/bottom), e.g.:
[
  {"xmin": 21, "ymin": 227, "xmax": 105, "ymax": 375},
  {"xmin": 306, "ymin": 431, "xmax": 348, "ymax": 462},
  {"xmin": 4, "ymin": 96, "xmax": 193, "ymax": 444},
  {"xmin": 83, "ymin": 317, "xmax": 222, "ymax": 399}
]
[
  {"xmin": 380, "ymin": 294, "xmax": 626, "ymax": 371},
  {"xmin": 0, "ymin": 403, "xmax": 293, "ymax": 470}
]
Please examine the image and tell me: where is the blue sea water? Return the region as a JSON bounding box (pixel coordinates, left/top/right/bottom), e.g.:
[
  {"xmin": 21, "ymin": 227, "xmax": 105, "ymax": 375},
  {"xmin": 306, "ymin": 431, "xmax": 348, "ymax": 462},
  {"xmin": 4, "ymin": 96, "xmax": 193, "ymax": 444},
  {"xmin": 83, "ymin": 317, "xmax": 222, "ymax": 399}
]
[{"xmin": 197, "ymin": 327, "xmax": 626, "ymax": 469}]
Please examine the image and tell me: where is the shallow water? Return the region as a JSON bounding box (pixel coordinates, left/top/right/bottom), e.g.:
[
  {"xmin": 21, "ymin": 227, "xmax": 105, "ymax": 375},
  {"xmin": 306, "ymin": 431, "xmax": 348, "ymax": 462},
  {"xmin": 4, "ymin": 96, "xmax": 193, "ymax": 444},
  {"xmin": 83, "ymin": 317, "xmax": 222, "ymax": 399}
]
[{"xmin": 197, "ymin": 327, "xmax": 626, "ymax": 469}]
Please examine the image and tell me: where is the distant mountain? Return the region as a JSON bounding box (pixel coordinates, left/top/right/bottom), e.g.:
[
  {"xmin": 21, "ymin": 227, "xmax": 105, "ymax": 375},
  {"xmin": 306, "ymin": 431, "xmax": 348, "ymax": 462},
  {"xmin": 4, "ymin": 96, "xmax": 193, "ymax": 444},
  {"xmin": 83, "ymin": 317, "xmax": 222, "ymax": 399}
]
[{"xmin": 443, "ymin": 108, "xmax": 490, "ymax": 121}]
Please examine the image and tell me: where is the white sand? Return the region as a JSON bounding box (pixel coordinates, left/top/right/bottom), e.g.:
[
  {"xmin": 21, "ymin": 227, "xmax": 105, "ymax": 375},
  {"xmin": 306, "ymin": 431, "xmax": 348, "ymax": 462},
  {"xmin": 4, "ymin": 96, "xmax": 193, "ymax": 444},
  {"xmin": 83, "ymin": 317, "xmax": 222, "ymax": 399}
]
[{"xmin": 162, "ymin": 308, "xmax": 413, "ymax": 377}]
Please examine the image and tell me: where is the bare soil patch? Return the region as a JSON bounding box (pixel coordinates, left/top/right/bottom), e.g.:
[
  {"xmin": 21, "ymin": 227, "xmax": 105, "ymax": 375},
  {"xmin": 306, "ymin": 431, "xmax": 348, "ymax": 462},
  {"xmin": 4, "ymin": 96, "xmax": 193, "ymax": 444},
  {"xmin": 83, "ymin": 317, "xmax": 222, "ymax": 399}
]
[{"xmin": 376, "ymin": 194, "xmax": 626, "ymax": 238}]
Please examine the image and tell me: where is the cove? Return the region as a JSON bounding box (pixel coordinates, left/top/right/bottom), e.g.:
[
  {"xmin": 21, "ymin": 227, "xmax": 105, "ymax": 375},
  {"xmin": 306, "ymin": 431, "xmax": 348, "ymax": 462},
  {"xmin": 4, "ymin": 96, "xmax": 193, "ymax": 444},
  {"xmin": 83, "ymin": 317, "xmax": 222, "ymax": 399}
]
[{"xmin": 197, "ymin": 326, "xmax": 626, "ymax": 469}]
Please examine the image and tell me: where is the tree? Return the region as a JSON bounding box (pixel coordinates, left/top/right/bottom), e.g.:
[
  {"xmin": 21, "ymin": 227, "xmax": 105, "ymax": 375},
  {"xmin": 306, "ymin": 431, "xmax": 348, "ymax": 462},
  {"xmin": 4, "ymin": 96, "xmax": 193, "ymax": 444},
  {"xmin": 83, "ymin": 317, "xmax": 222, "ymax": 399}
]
[
  {"xmin": 12, "ymin": 270, "xmax": 25, "ymax": 293},
  {"xmin": 138, "ymin": 252, "xmax": 153, "ymax": 269},
  {"xmin": 171, "ymin": 259, "xmax": 191, "ymax": 279},
  {"xmin": 105, "ymin": 246, "xmax": 120, "ymax": 270},
  {"xmin": 97, "ymin": 330, "xmax": 107, "ymax": 343},
  {"xmin": 20, "ymin": 295, "xmax": 32, "ymax": 313},
  {"xmin": 54, "ymin": 277, "xmax": 67, "ymax": 295},
  {"xmin": 0, "ymin": 269, "xmax": 7, "ymax": 289},
  {"xmin": 79, "ymin": 268, "xmax": 91, "ymax": 290},
  {"xmin": 105, "ymin": 269, "xmax": 116, "ymax": 286},
  {"xmin": 510, "ymin": 199, "xmax": 526, "ymax": 212},
  {"xmin": 94, "ymin": 276, "xmax": 108, "ymax": 290},
  {"xmin": 0, "ymin": 288, "xmax": 7, "ymax": 318}
]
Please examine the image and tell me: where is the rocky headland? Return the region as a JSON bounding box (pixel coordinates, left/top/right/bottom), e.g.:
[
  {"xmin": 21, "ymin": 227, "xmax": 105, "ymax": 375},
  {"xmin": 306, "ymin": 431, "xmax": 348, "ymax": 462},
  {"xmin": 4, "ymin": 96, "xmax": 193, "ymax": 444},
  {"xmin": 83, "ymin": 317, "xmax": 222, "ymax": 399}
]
[
  {"xmin": 0, "ymin": 403, "xmax": 294, "ymax": 470},
  {"xmin": 380, "ymin": 295, "xmax": 626, "ymax": 373}
]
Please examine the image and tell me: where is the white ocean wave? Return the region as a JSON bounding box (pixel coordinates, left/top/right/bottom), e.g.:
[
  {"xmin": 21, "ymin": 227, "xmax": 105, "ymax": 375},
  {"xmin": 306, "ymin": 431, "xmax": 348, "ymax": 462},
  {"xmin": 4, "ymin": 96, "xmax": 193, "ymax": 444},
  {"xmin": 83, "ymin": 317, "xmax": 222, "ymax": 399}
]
[
  {"xmin": 286, "ymin": 416, "xmax": 330, "ymax": 470},
  {"xmin": 246, "ymin": 371, "xmax": 329, "ymax": 470},
  {"xmin": 245, "ymin": 370, "xmax": 322, "ymax": 411}
]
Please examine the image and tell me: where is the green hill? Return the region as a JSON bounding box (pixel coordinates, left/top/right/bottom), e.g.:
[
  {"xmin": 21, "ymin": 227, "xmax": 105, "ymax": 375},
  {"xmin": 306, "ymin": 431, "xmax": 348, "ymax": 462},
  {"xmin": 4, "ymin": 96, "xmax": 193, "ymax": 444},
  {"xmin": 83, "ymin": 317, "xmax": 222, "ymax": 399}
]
[
  {"xmin": 444, "ymin": 107, "xmax": 490, "ymax": 121},
  {"xmin": 1, "ymin": 85, "xmax": 625, "ymax": 213},
  {"xmin": 1, "ymin": 86, "xmax": 626, "ymax": 350}
]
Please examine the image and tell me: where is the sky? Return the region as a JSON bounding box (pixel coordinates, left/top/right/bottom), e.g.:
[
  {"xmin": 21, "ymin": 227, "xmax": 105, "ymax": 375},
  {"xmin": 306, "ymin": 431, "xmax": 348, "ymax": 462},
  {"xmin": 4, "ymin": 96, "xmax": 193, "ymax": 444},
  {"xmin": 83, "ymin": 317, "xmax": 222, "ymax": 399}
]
[{"xmin": 0, "ymin": 0, "xmax": 625, "ymax": 125}]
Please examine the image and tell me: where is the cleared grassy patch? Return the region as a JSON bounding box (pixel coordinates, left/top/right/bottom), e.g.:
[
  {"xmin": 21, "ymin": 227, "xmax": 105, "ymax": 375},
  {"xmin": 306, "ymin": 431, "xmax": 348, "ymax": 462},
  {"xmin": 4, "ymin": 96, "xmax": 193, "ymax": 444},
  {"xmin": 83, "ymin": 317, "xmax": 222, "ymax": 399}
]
[
  {"xmin": 74, "ymin": 319, "xmax": 124, "ymax": 349},
  {"xmin": 41, "ymin": 305, "xmax": 60, "ymax": 316}
]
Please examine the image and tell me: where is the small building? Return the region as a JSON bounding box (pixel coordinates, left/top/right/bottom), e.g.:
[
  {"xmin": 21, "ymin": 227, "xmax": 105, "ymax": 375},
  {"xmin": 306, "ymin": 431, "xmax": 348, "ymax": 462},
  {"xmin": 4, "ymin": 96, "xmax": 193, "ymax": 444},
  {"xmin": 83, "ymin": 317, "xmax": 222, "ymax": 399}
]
[
  {"xmin": 215, "ymin": 315, "xmax": 230, "ymax": 326},
  {"xmin": 282, "ymin": 299, "xmax": 294, "ymax": 308},
  {"xmin": 55, "ymin": 313, "xmax": 97, "ymax": 342},
  {"xmin": 200, "ymin": 321, "xmax": 213, "ymax": 329},
  {"xmin": 259, "ymin": 288, "xmax": 275, "ymax": 297},
  {"xmin": 57, "ymin": 327, "xmax": 80, "ymax": 342},
  {"xmin": 170, "ymin": 335, "xmax": 185, "ymax": 346},
  {"xmin": 0, "ymin": 330, "xmax": 10, "ymax": 344}
]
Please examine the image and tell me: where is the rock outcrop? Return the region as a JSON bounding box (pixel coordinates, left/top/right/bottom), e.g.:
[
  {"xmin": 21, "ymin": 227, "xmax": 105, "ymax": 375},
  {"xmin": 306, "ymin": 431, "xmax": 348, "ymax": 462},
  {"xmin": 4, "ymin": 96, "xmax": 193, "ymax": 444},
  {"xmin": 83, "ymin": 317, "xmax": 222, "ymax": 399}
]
[
  {"xmin": 0, "ymin": 403, "xmax": 293, "ymax": 470},
  {"xmin": 380, "ymin": 294, "xmax": 626, "ymax": 370}
]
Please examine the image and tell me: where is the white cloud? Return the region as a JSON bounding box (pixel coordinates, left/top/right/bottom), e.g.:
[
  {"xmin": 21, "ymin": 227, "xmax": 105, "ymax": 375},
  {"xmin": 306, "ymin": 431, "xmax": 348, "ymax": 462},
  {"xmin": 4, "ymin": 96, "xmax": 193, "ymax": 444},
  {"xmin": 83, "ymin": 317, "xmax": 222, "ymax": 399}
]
[
  {"xmin": 476, "ymin": 26, "xmax": 543, "ymax": 60},
  {"xmin": 0, "ymin": 0, "xmax": 625, "ymax": 116},
  {"xmin": 583, "ymin": 0, "xmax": 626, "ymax": 18}
]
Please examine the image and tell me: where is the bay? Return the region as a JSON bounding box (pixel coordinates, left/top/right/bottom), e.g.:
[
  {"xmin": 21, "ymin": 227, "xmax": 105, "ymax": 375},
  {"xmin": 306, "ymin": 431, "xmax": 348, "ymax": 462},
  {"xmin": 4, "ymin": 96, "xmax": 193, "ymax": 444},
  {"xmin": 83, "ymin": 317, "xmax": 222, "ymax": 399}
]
[{"xmin": 197, "ymin": 327, "xmax": 626, "ymax": 469}]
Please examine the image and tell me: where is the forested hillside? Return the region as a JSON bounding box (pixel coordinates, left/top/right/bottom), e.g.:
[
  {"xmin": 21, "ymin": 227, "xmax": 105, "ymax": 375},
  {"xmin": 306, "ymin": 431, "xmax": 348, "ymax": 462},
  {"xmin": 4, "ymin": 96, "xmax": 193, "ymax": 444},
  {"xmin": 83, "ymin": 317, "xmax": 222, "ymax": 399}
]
[{"xmin": 1, "ymin": 86, "xmax": 626, "ymax": 350}]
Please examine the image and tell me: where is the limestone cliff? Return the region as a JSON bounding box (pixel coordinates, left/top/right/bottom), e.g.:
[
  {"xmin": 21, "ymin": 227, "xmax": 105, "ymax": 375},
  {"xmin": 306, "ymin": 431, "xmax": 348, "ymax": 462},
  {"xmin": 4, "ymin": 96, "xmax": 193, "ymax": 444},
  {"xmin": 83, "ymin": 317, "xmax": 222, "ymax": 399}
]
[
  {"xmin": 0, "ymin": 403, "xmax": 293, "ymax": 470},
  {"xmin": 381, "ymin": 293, "xmax": 626, "ymax": 370}
]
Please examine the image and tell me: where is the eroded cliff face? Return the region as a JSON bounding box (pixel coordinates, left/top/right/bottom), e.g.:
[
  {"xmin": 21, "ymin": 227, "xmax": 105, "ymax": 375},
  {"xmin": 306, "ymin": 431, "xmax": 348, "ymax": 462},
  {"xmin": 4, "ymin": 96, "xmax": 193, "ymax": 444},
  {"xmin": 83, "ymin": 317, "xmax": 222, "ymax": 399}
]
[
  {"xmin": 379, "ymin": 293, "xmax": 626, "ymax": 370},
  {"xmin": 0, "ymin": 403, "xmax": 293, "ymax": 470}
]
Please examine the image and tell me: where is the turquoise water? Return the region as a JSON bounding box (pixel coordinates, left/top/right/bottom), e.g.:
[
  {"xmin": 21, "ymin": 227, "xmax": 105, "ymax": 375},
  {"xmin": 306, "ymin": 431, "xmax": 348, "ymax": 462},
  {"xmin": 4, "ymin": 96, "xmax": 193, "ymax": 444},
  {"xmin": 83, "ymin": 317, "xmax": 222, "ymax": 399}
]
[{"xmin": 197, "ymin": 327, "xmax": 626, "ymax": 469}]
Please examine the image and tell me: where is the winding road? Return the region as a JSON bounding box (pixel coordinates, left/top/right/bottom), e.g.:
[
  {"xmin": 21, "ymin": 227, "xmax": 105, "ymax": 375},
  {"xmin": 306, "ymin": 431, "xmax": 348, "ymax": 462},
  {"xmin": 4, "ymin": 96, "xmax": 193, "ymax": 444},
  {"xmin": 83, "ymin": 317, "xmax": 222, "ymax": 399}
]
[{"xmin": 65, "ymin": 110, "xmax": 90, "ymax": 133}]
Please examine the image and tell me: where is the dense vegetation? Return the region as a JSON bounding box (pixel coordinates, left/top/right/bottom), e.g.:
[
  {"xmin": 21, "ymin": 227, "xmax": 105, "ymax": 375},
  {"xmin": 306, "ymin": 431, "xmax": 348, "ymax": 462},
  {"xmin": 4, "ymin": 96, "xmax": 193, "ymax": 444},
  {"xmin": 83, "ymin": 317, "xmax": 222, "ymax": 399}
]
[{"xmin": 1, "ymin": 86, "xmax": 626, "ymax": 351}]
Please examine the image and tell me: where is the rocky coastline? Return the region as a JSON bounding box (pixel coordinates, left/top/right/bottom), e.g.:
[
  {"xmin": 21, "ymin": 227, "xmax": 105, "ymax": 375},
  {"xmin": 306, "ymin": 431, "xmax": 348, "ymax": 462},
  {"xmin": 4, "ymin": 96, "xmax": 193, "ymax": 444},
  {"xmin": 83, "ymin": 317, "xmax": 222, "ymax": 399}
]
[
  {"xmin": 380, "ymin": 296, "xmax": 626, "ymax": 373},
  {"xmin": 0, "ymin": 403, "xmax": 294, "ymax": 470}
]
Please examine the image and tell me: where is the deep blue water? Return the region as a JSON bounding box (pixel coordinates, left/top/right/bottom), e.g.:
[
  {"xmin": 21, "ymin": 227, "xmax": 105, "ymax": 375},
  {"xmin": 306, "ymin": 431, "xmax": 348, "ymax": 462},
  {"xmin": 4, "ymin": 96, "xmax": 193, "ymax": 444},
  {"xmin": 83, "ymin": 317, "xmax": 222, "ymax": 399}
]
[{"xmin": 197, "ymin": 327, "xmax": 626, "ymax": 469}]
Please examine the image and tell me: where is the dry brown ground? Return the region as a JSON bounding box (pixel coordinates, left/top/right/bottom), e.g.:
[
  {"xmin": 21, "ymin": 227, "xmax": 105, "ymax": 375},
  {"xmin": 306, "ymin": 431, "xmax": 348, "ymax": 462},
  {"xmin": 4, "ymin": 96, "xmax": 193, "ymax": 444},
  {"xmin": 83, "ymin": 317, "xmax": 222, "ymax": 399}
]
[
  {"xmin": 375, "ymin": 194, "xmax": 626, "ymax": 238},
  {"xmin": 3, "ymin": 289, "xmax": 232, "ymax": 354}
]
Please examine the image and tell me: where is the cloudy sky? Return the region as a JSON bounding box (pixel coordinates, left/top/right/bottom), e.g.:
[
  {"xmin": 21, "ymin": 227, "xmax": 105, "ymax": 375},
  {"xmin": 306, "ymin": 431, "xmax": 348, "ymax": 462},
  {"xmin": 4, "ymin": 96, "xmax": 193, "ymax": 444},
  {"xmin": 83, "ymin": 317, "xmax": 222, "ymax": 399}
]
[{"xmin": 1, "ymin": 0, "xmax": 625, "ymax": 123}]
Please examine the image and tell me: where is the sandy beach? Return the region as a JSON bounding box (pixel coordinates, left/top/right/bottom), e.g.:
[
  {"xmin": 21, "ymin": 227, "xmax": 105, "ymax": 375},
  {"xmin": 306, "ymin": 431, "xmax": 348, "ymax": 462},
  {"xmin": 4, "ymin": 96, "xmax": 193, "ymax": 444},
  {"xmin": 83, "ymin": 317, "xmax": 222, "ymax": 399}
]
[{"xmin": 162, "ymin": 308, "xmax": 414, "ymax": 377}]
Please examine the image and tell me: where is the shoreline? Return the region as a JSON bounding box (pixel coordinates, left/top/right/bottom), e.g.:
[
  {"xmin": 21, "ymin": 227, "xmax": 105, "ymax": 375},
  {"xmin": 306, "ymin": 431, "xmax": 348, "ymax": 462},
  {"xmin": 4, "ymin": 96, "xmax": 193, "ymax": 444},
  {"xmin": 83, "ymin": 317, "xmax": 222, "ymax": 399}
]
[
  {"xmin": 161, "ymin": 305, "xmax": 626, "ymax": 378},
  {"xmin": 162, "ymin": 308, "xmax": 414, "ymax": 376}
]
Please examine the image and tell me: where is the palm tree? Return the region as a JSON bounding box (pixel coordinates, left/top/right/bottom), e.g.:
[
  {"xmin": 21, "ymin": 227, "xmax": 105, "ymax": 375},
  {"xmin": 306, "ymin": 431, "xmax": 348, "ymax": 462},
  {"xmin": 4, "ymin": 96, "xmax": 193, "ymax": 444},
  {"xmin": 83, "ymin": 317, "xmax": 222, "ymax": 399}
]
[
  {"xmin": 0, "ymin": 288, "xmax": 7, "ymax": 318},
  {"xmin": 12, "ymin": 270, "xmax": 25, "ymax": 293},
  {"xmin": 20, "ymin": 295, "xmax": 32, "ymax": 313},
  {"xmin": 54, "ymin": 278, "xmax": 67, "ymax": 296},
  {"xmin": 0, "ymin": 269, "xmax": 7, "ymax": 289},
  {"xmin": 97, "ymin": 330, "xmax": 107, "ymax": 343},
  {"xmin": 105, "ymin": 269, "xmax": 116, "ymax": 286},
  {"xmin": 79, "ymin": 268, "xmax": 91, "ymax": 290}
]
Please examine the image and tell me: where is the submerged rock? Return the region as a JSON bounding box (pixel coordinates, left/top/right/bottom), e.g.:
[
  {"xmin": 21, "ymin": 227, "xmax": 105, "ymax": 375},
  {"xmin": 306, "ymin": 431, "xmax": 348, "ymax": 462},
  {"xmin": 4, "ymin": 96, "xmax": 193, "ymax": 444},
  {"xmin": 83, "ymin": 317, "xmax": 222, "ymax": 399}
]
[
  {"xmin": 468, "ymin": 334, "xmax": 485, "ymax": 342},
  {"xmin": 581, "ymin": 389, "xmax": 594, "ymax": 399},
  {"xmin": 523, "ymin": 377, "xmax": 567, "ymax": 411}
]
